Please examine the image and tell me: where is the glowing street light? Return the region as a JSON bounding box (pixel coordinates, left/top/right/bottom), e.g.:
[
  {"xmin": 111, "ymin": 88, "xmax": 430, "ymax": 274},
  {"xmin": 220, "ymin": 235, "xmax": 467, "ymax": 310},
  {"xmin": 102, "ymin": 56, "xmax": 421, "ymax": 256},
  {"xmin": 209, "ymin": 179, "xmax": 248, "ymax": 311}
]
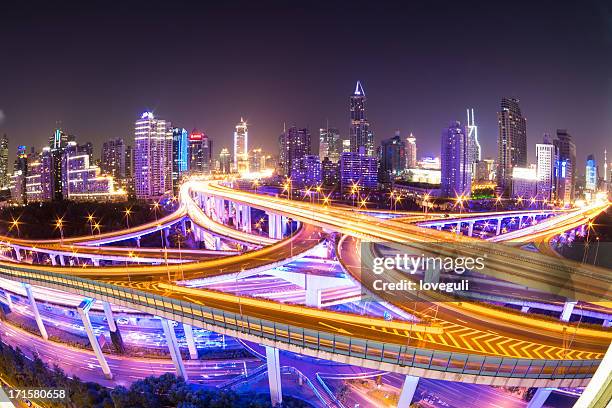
[
  {"xmin": 124, "ymin": 208, "xmax": 132, "ymax": 229},
  {"xmin": 9, "ymin": 216, "xmax": 21, "ymax": 238},
  {"xmin": 55, "ymin": 217, "xmax": 65, "ymax": 243}
]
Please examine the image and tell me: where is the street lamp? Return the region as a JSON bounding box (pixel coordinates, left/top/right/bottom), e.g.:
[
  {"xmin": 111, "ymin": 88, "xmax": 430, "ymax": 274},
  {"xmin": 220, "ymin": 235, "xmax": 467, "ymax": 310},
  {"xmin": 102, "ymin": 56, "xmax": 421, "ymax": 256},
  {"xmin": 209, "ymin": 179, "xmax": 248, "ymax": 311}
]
[
  {"xmin": 86, "ymin": 213, "xmax": 95, "ymax": 235},
  {"xmin": 124, "ymin": 208, "xmax": 132, "ymax": 229},
  {"xmin": 9, "ymin": 216, "xmax": 21, "ymax": 238},
  {"xmin": 55, "ymin": 217, "xmax": 65, "ymax": 243}
]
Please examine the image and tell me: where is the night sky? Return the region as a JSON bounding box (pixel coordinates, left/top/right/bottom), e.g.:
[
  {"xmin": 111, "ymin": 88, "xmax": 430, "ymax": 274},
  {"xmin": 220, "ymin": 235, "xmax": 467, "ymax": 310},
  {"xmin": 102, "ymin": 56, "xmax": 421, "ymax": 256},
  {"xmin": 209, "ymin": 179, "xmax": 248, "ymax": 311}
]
[{"xmin": 1, "ymin": 0, "xmax": 611, "ymax": 170}]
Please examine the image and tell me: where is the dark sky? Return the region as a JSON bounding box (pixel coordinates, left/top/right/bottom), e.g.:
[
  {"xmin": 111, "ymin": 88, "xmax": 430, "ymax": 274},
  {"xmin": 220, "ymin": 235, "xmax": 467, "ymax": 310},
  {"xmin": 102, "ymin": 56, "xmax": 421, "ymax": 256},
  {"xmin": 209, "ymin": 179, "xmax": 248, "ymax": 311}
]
[{"xmin": 1, "ymin": 0, "xmax": 612, "ymax": 171}]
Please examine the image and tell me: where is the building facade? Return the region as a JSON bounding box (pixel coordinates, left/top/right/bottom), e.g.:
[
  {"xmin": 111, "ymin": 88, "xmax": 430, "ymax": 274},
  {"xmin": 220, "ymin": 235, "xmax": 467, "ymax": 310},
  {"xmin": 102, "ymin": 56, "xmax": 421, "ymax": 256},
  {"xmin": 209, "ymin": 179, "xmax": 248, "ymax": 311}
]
[
  {"xmin": 134, "ymin": 112, "xmax": 173, "ymax": 200},
  {"xmin": 553, "ymin": 129, "xmax": 577, "ymax": 201},
  {"xmin": 0, "ymin": 134, "xmax": 8, "ymax": 187},
  {"xmin": 378, "ymin": 131, "xmax": 406, "ymax": 184},
  {"xmin": 349, "ymin": 81, "xmax": 374, "ymax": 156},
  {"xmin": 585, "ymin": 154, "xmax": 597, "ymax": 192},
  {"xmin": 497, "ymin": 98, "xmax": 527, "ymax": 196},
  {"xmin": 535, "ymin": 135, "xmax": 558, "ymax": 201},
  {"xmin": 279, "ymin": 126, "xmax": 311, "ymax": 177},
  {"xmin": 339, "ymin": 148, "xmax": 378, "ymax": 191},
  {"xmin": 319, "ymin": 127, "xmax": 341, "ymax": 163},
  {"xmin": 405, "ymin": 133, "xmax": 417, "ymax": 169},
  {"xmin": 440, "ymin": 121, "xmax": 472, "ymax": 198},
  {"xmin": 234, "ymin": 118, "xmax": 248, "ymax": 173}
]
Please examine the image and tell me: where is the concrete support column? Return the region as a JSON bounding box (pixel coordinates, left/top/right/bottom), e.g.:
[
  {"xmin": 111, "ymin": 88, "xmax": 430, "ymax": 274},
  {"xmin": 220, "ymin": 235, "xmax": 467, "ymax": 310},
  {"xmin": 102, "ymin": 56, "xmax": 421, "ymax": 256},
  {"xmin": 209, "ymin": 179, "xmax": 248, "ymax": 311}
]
[
  {"xmin": 467, "ymin": 221, "xmax": 474, "ymax": 237},
  {"xmin": 603, "ymin": 319, "xmax": 611, "ymax": 328},
  {"xmin": 102, "ymin": 301, "xmax": 117, "ymax": 332},
  {"xmin": 77, "ymin": 298, "xmax": 113, "ymax": 379},
  {"xmin": 521, "ymin": 306, "xmax": 530, "ymax": 313},
  {"xmin": 14, "ymin": 247, "xmax": 22, "ymax": 261},
  {"xmin": 163, "ymin": 228, "xmax": 170, "ymax": 247},
  {"xmin": 92, "ymin": 258, "xmax": 100, "ymax": 267},
  {"xmin": 135, "ymin": 236, "xmax": 141, "ymax": 248},
  {"xmin": 49, "ymin": 254, "xmax": 57, "ymax": 266},
  {"xmin": 242, "ymin": 205, "xmax": 252, "ymax": 233},
  {"xmin": 214, "ymin": 236, "xmax": 222, "ymax": 250},
  {"xmin": 215, "ymin": 198, "xmax": 225, "ymax": 223},
  {"xmin": 180, "ymin": 219, "xmax": 187, "ymax": 235},
  {"xmin": 526, "ymin": 388, "xmax": 553, "ymax": 408},
  {"xmin": 518, "ymin": 216, "xmax": 524, "ymax": 229},
  {"xmin": 2, "ymin": 290, "xmax": 13, "ymax": 311},
  {"xmin": 265, "ymin": 346, "xmax": 282, "ymax": 406},
  {"xmin": 397, "ymin": 375, "xmax": 420, "ymax": 408},
  {"xmin": 23, "ymin": 283, "xmax": 48, "ymax": 340},
  {"xmin": 268, "ymin": 212, "xmax": 277, "ymax": 239},
  {"xmin": 496, "ymin": 218, "xmax": 502, "ymax": 235},
  {"xmin": 560, "ymin": 301, "xmax": 577, "ymax": 322},
  {"xmin": 160, "ymin": 318, "xmax": 188, "ymax": 380},
  {"xmin": 455, "ymin": 222, "xmax": 461, "ymax": 235},
  {"xmin": 182, "ymin": 323, "xmax": 198, "ymax": 360}
]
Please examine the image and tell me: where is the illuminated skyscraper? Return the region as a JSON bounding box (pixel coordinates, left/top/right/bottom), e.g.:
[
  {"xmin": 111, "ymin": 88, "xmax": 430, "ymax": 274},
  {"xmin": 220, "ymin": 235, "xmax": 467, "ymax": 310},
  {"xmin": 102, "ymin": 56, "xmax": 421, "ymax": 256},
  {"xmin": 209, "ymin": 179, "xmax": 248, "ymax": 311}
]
[
  {"xmin": 319, "ymin": 126, "xmax": 341, "ymax": 162},
  {"xmin": 134, "ymin": 112, "xmax": 173, "ymax": 200},
  {"xmin": 0, "ymin": 134, "xmax": 8, "ymax": 187},
  {"xmin": 535, "ymin": 134, "xmax": 558, "ymax": 201},
  {"xmin": 441, "ymin": 121, "xmax": 472, "ymax": 198},
  {"xmin": 349, "ymin": 81, "xmax": 374, "ymax": 156},
  {"xmin": 405, "ymin": 133, "xmax": 417, "ymax": 169},
  {"xmin": 219, "ymin": 148, "xmax": 231, "ymax": 174},
  {"xmin": 279, "ymin": 126, "xmax": 311, "ymax": 177},
  {"xmin": 378, "ymin": 131, "xmax": 405, "ymax": 183},
  {"xmin": 291, "ymin": 155, "xmax": 322, "ymax": 187},
  {"xmin": 188, "ymin": 129, "xmax": 212, "ymax": 173},
  {"xmin": 234, "ymin": 118, "xmax": 248, "ymax": 172},
  {"xmin": 497, "ymin": 98, "xmax": 527, "ymax": 196},
  {"xmin": 172, "ymin": 128, "xmax": 189, "ymax": 193},
  {"xmin": 101, "ymin": 138, "xmax": 126, "ymax": 181},
  {"xmin": 466, "ymin": 108, "xmax": 481, "ymax": 172},
  {"xmin": 50, "ymin": 129, "xmax": 69, "ymax": 201},
  {"xmin": 585, "ymin": 154, "xmax": 597, "ymax": 191},
  {"xmin": 553, "ymin": 129, "xmax": 576, "ymax": 201},
  {"xmin": 339, "ymin": 147, "xmax": 378, "ymax": 191}
]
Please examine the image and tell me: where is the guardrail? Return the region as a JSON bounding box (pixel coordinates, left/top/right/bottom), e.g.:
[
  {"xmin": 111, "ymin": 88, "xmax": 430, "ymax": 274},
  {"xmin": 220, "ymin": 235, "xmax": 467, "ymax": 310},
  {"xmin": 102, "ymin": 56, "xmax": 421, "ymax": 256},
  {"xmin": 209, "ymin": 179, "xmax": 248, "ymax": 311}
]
[{"xmin": 0, "ymin": 264, "xmax": 601, "ymax": 383}]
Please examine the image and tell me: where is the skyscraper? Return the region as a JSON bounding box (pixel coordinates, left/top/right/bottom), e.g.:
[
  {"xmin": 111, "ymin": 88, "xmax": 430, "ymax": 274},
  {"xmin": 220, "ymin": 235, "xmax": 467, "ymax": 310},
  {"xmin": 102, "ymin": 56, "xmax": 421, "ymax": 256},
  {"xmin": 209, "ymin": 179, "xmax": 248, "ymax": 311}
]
[
  {"xmin": 378, "ymin": 131, "xmax": 406, "ymax": 184},
  {"xmin": 536, "ymin": 134, "xmax": 558, "ymax": 201},
  {"xmin": 319, "ymin": 126, "xmax": 341, "ymax": 162},
  {"xmin": 219, "ymin": 148, "xmax": 231, "ymax": 174},
  {"xmin": 291, "ymin": 155, "xmax": 322, "ymax": 187},
  {"xmin": 234, "ymin": 118, "xmax": 248, "ymax": 173},
  {"xmin": 101, "ymin": 138, "xmax": 126, "ymax": 181},
  {"xmin": 50, "ymin": 129, "xmax": 68, "ymax": 201},
  {"xmin": 440, "ymin": 121, "xmax": 472, "ymax": 198},
  {"xmin": 466, "ymin": 108, "xmax": 481, "ymax": 172},
  {"xmin": 339, "ymin": 147, "xmax": 378, "ymax": 191},
  {"xmin": 554, "ymin": 129, "xmax": 577, "ymax": 201},
  {"xmin": 0, "ymin": 134, "xmax": 8, "ymax": 187},
  {"xmin": 172, "ymin": 128, "xmax": 189, "ymax": 193},
  {"xmin": 585, "ymin": 154, "xmax": 597, "ymax": 191},
  {"xmin": 349, "ymin": 81, "xmax": 374, "ymax": 156},
  {"xmin": 188, "ymin": 129, "xmax": 212, "ymax": 174},
  {"xmin": 405, "ymin": 133, "xmax": 417, "ymax": 169},
  {"xmin": 278, "ymin": 126, "xmax": 311, "ymax": 177},
  {"xmin": 125, "ymin": 145, "xmax": 134, "ymax": 198},
  {"xmin": 134, "ymin": 112, "xmax": 173, "ymax": 200},
  {"xmin": 497, "ymin": 98, "xmax": 527, "ymax": 196}
]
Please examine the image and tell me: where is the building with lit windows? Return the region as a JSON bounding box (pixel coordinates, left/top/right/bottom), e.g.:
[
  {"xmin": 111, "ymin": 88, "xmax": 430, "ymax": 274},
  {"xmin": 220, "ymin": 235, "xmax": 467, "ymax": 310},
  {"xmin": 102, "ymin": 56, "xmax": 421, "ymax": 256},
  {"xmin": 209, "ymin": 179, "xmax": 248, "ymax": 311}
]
[
  {"xmin": 553, "ymin": 129, "xmax": 577, "ymax": 201},
  {"xmin": 172, "ymin": 128, "xmax": 189, "ymax": 193},
  {"xmin": 440, "ymin": 121, "xmax": 472, "ymax": 198},
  {"xmin": 134, "ymin": 112, "xmax": 173, "ymax": 200},
  {"xmin": 101, "ymin": 138, "xmax": 126, "ymax": 182},
  {"xmin": 234, "ymin": 118, "xmax": 248, "ymax": 173},
  {"xmin": 378, "ymin": 131, "xmax": 406, "ymax": 184},
  {"xmin": 291, "ymin": 155, "xmax": 321, "ymax": 187},
  {"xmin": 585, "ymin": 154, "xmax": 597, "ymax": 192},
  {"xmin": 349, "ymin": 81, "xmax": 374, "ymax": 156},
  {"xmin": 405, "ymin": 133, "xmax": 417, "ymax": 169},
  {"xmin": 556, "ymin": 158, "xmax": 573, "ymax": 204},
  {"xmin": 475, "ymin": 158, "xmax": 495, "ymax": 183},
  {"xmin": 512, "ymin": 166, "xmax": 538, "ymax": 198},
  {"xmin": 497, "ymin": 98, "xmax": 527, "ymax": 196},
  {"xmin": 0, "ymin": 134, "xmax": 8, "ymax": 188},
  {"xmin": 321, "ymin": 157, "xmax": 339, "ymax": 186},
  {"xmin": 536, "ymin": 135, "xmax": 558, "ymax": 201},
  {"xmin": 279, "ymin": 126, "xmax": 311, "ymax": 177},
  {"xmin": 339, "ymin": 147, "xmax": 378, "ymax": 191},
  {"xmin": 319, "ymin": 127, "xmax": 341, "ymax": 162},
  {"xmin": 188, "ymin": 129, "xmax": 212, "ymax": 173},
  {"xmin": 466, "ymin": 108, "xmax": 481, "ymax": 173},
  {"xmin": 219, "ymin": 148, "xmax": 231, "ymax": 174}
]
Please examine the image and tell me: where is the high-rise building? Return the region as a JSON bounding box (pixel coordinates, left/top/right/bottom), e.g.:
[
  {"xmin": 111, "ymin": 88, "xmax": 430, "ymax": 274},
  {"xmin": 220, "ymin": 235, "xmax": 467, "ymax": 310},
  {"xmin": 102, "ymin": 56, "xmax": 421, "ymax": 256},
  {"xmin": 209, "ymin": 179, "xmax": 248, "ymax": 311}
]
[
  {"xmin": 349, "ymin": 81, "xmax": 374, "ymax": 156},
  {"xmin": 172, "ymin": 128, "xmax": 189, "ymax": 193},
  {"xmin": 340, "ymin": 147, "xmax": 378, "ymax": 191},
  {"xmin": 440, "ymin": 121, "xmax": 472, "ymax": 198},
  {"xmin": 535, "ymin": 134, "xmax": 558, "ymax": 201},
  {"xmin": 466, "ymin": 108, "xmax": 481, "ymax": 173},
  {"xmin": 49, "ymin": 129, "xmax": 70, "ymax": 201},
  {"xmin": 321, "ymin": 157, "xmax": 339, "ymax": 186},
  {"xmin": 378, "ymin": 131, "xmax": 406, "ymax": 184},
  {"xmin": 475, "ymin": 159, "xmax": 495, "ymax": 183},
  {"xmin": 512, "ymin": 166, "xmax": 538, "ymax": 199},
  {"xmin": 405, "ymin": 133, "xmax": 417, "ymax": 169},
  {"xmin": 0, "ymin": 134, "xmax": 8, "ymax": 187},
  {"xmin": 101, "ymin": 138, "xmax": 126, "ymax": 181},
  {"xmin": 125, "ymin": 145, "xmax": 134, "ymax": 197},
  {"xmin": 556, "ymin": 158, "xmax": 573, "ymax": 204},
  {"xmin": 291, "ymin": 155, "xmax": 322, "ymax": 187},
  {"xmin": 187, "ymin": 129, "xmax": 212, "ymax": 174},
  {"xmin": 279, "ymin": 126, "xmax": 311, "ymax": 177},
  {"xmin": 553, "ymin": 129, "xmax": 576, "ymax": 201},
  {"xmin": 219, "ymin": 148, "xmax": 231, "ymax": 174},
  {"xmin": 134, "ymin": 112, "xmax": 173, "ymax": 200},
  {"xmin": 12, "ymin": 145, "xmax": 29, "ymax": 203},
  {"xmin": 585, "ymin": 154, "xmax": 597, "ymax": 192},
  {"xmin": 250, "ymin": 148, "xmax": 264, "ymax": 173},
  {"xmin": 497, "ymin": 98, "xmax": 527, "ymax": 196},
  {"xmin": 234, "ymin": 118, "xmax": 248, "ymax": 173},
  {"xmin": 319, "ymin": 126, "xmax": 341, "ymax": 162}
]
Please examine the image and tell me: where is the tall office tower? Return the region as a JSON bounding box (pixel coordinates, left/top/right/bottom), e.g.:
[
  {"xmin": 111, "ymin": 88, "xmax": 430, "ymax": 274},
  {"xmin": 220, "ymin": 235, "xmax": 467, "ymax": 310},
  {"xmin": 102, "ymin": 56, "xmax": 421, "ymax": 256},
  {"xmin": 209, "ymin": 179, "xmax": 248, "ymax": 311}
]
[
  {"xmin": 440, "ymin": 121, "xmax": 472, "ymax": 198},
  {"xmin": 556, "ymin": 159, "xmax": 573, "ymax": 204},
  {"xmin": 49, "ymin": 129, "xmax": 70, "ymax": 201},
  {"xmin": 553, "ymin": 129, "xmax": 577, "ymax": 201},
  {"xmin": 134, "ymin": 112, "xmax": 173, "ymax": 200},
  {"xmin": 278, "ymin": 126, "xmax": 311, "ymax": 177},
  {"xmin": 339, "ymin": 147, "xmax": 378, "ymax": 191},
  {"xmin": 187, "ymin": 129, "xmax": 212, "ymax": 173},
  {"xmin": 0, "ymin": 134, "xmax": 8, "ymax": 187},
  {"xmin": 585, "ymin": 154, "xmax": 597, "ymax": 192},
  {"xmin": 291, "ymin": 155, "xmax": 322, "ymax": 187},
  {"xmin": 475, "ymin": 158, "xmax": 495, "ymax": 183},
  {"xmin": 466, "ymin": 108, "xmax": 481, "ymax": 173},
  {"xmin": 405, "ymin": 133, "xmax": 417, "ymax": 169},
  {"xmin": 250, "ymin": 148, "xmax": 264, "ymax": 173},
  {"xmin": 378, "ymin": 131, "xmax": 406, "ymax": 184},
  {"xmin": 219, "ymin": 148, "xmax": 231, "ymax": 174},
  {"xmin": 512, "ymin": 166, "xmax": 538, "ymax": 198},
  {"xmin": 319, "ymin": 126, "xmax": 341, "ymax": 162},
  {"xmin": 349, "ymin": 81, "xmax": 374, "ymax": 156},
  {"xmin": 171, "ymin": 128, "xmax": 188, "ymax": 193},
  {"xmin": 233, "ymin": 118, "xmax": 248, "ymax": 172},
  {"xmin": 321, "ymin": 157, "xmax": 339, "ymax": 186},
  {"xmin": 535, "ymin": 134, "xmax": 558, "ymax": 201},
  {"xmin": 101, "ymin": 138, "xmax": 126, "ymax": 181},
  {"xmin": 496, "ymin": 98, "xmax": 527, "ymax": 196},
  {"xmin": 125, "ymin": 145, "xmax": 134, "ymax": 197},
  {"xmin": 13, "ymin": 145, "xmax": 28, "ymax": 203}
]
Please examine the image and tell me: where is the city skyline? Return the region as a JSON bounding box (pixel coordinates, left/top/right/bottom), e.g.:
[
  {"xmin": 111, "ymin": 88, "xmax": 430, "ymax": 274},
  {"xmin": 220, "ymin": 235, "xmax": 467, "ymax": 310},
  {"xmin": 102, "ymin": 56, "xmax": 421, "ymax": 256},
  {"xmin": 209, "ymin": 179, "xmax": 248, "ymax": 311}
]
[{"xmin": 1, "ymin": 1, "xmax": 611, "ymax": 169}]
